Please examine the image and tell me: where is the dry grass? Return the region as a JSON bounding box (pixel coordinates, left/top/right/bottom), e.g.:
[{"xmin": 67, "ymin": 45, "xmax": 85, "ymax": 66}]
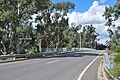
[
  {"xmin": 107, "ymin": 50, "xmax": 113, "ymax": 54},
  {"xmin": 0, "ymin": 58, "xmax": 27, "ymax": 63},
  {"xmin": 98, "ymin": 60, "xmax": 111, "ymax": 80}
]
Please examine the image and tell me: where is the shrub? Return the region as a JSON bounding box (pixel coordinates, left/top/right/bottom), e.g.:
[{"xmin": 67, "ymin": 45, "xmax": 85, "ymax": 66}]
[
  {"xmin": 114, "ymin": 46, "xmax": 120, "ymax": 53},
  {"xmin": 111, "ymin": 63, "xmax": 120, "ymax": 77},
  {"xmin": 28, "ymin": 47, "xmax": 37, "ymax": 54},
  {"xmin": 114, "ymin": 52, "xmax": 120, "ymax": 63},
  {"xmin": 112, "ymin": 45, "xmax": 120, "ymax": 78}
]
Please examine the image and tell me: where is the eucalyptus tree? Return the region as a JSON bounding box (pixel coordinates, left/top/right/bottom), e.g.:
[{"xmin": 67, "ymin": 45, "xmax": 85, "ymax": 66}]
[
  {"xmin": 0, "ymin": 0, "xmax": 37, "ymax": 54},
  {"xmin": 104, "ymin": 0, "xmax": 120, "ymax": 45},
  {"xmin": 33, "ymin": 0, "xmax": 52, "ymax": 51},
  {"xmin": 70, "ymin": 25, "xmax": 80, "ymax": 48},
  {"xmin": 0, "ymin": 0, "xmax": 75, "ymax": 54},
  {"xmin": 0, "ymin": 0, "xmax": 19, "ymax": 54},
  {"xmin": 62, "ymin": 27, "xmax": 79, "ymax": 49},
  {"xmin": 64, "ymin": 23, "xmax": 80, "ymax": 48},
  {"xmin": 0, "ymin": 27, "xmax": 6, "ymax": 54},
  {"xmin": 81, "ymin": 25, "xmax": 98, "ymax": 48},
  {"xmin": 35, "ymin": 1, "xmax": 75, "ymax": 51},
  {"xmin": 115, "ymin": 26, "xmax": 120, "ymax": 43},
  {"xmin": 49, "ymin": 2, "xmax": 75, "ymax": 49}
]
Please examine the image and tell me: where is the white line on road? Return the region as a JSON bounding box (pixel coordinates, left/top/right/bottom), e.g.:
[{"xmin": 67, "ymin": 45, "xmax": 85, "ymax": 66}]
[
  {"xmin": 47, "ymin": 60, "xmax": 59, "ymax": 64},
  {"xmin": 77, "ymin": 51, "xmax": 104, "ymax": 80}
]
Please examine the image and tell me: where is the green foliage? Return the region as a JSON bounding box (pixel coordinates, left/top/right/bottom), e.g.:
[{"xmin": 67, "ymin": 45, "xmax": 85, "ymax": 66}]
[
  {"xmin": 115, "ymin": 45, "xmax": 120, "ymax": 52},
  {"xmin": 0, "ymin": 0, "xmax": 95, "ymax": 54},
  {"xmin": 0, "ymin": 11, "xmax": 11, "ymax": 21},
  {"xmin": 114, "ymin": 45, "xmax": 120, "ymax": 63},
  {"xmin": 112, "ymin": 45, "xmax": 120, "ymax": 77},
  {"xmin": 0, "ymin": 28, "xmax": 5, "ymax": 35},
  {"xmin": 104, "ymin": 1, "xmax": 120, "ymax": 46},
  {"xmin": 114, "ymin": 52, "xmax": 120, "ymax": 63},
  {"xmin": 111, "ymin": 63, "xmax": 120, "ymax": 77},
  {"xmin": 28, "ymin": 47, "xmax": 37, "ymax": 54},
  {"xmin": 103, "ymin": 1, "xmax": 120, "ymax": 77},
  {"xmin": 81, "ymin": 25, "xmax": 98, "ymax": 48}
]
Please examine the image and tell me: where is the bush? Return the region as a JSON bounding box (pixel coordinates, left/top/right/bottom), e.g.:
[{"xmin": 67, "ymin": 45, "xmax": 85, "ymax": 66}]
[
  {"xmin": 111, "ymin": 63, "xmax": 120, "ymax": 77},
  {"xmin": 111, "ymin": 45, "xmax": 120, "ymax": 78},
  {"xmin": 114, "ymin": 45, "xmax": 120, "ymax": 63},
  {"xmin": 115, "ymin": 46, "xmax": 120, "ymax": 53},
  {"xmin": 114, "ymin": 52, "xmax": 120, "ymax": 63},
  {"xmin": 28, "ymin": 47, "xmax": 37, "ymax": 54}
]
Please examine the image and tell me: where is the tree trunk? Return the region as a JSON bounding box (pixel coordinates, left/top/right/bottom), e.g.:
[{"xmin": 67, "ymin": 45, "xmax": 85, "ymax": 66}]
[
  {"xmin": 1, "ymin": 42, "xmax": 7, "ymax": 55},
  {"xmin": 38, "ymin": 39, "xmax": 42, "ymax": 52}
]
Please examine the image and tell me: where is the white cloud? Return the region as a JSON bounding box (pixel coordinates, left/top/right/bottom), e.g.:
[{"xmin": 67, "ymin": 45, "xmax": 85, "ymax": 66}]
[
  {"xmin": 68, "ymin": 1, "xmax": 106, "ymax": 25},
  {"xmin": 98, "ymin": 37, "xmax": 110, "ymax": 44},
  {"xmin": 67, "ymin": 1, "xmax": 110, "ymax": 44},
  {"xmin": 114, "ymin": 19, "xmax": 120, "ymax": 28}
]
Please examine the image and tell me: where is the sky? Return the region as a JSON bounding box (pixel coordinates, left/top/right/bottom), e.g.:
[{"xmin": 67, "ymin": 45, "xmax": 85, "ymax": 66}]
[
  {"xmin": 52, "ymin": 0, "xmax": 118, "ymax": 44},
  {"xmin": 52, "ymin": 0, "xmax": 116, "ymax": 12}
]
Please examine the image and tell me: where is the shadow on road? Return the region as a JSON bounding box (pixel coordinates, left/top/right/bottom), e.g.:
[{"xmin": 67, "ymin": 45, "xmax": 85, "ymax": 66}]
[{"xmin": 42, "ymin": 51, "xmax": 100, "ymax": 58}]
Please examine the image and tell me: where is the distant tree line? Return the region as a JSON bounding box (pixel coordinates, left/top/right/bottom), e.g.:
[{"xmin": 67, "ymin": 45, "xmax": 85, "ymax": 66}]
[{"xmin": 0, "ymin": 0, "xmax": 99, "ymax": 55}]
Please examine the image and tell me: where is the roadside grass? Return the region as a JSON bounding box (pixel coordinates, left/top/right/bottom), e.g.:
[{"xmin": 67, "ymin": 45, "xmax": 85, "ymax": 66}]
[
  {"xmin": 110, "ymin": 62, "xmax": 120, "ymax": 77},
  {"xmin": 110, "ymin": 45, "xmax": 120, "ymax": 78},
  {"xmin": 114, "ymin": 52, "xmax": 120, "ymax": 63}
]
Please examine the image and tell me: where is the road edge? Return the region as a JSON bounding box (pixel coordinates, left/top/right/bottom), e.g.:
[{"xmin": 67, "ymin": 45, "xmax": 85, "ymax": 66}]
[{"xmin": 77, "ymin": 50, "xmax": 104, "ymax": 80}]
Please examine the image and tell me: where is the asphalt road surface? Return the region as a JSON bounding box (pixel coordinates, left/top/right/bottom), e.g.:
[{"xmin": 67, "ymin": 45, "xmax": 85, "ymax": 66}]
[{"xmin": 0, "ymin": 50, "xmax": 103, "ymax": 80}]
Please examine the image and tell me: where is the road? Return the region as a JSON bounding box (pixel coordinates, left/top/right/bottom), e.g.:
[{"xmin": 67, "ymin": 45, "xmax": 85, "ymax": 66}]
[{"xmin": 0, "ymin": 50, "xmax": 103, "ymax": 80}]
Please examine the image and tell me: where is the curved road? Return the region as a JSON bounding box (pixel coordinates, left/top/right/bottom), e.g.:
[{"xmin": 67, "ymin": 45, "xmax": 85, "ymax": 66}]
[{"xmin": 0, "ymin": 50, "xmax": 103, "ymax": 80}]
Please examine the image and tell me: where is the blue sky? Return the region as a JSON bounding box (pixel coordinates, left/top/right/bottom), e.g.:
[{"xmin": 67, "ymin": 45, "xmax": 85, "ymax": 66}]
[{"xmin": 52, "ymin": 0, "xmax": 116, "ymax": 12}]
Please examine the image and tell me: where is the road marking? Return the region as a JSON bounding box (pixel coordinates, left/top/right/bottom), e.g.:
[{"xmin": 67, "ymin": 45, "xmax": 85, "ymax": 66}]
[
  {"xmin": 77, "ymin": 51, "xmax": 104, "ymax": 80},
  {"xmin": 47, "ymin": 60, "xmax": 59, "ymax": 64}
]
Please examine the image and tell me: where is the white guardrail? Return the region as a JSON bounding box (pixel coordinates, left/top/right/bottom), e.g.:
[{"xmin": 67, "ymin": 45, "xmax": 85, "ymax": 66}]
[
  {"xmin": 103, "ymin": 52, "xmax": 113, "ymax": 69},
  {"xmin": 103, "ymin": 52, "xmax": 120, "ymax": 80}
]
